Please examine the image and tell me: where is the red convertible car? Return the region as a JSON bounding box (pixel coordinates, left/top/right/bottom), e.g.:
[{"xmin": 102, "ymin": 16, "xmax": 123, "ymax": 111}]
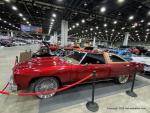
[{"xmin": 10, "ymin": 51, "xmax": 144, "ymax": 99}]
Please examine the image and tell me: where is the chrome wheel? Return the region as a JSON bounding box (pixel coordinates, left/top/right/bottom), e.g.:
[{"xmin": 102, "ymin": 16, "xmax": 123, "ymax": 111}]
[
  {"xmin": 118, "ymin": 75, "xmax": 129, "ymax": 84},
  {"xmin": 34, "ymin": 77, "xmax": 59, "ymax": 99}
]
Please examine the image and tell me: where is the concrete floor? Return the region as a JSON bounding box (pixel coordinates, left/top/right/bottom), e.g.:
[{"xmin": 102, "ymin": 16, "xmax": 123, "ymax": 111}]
[{"xmin": 0, "ymin": 45, "xmax": 150, "ymax": 113}]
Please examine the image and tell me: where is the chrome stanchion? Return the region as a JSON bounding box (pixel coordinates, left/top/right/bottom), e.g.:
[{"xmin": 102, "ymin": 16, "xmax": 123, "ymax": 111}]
[
  {"xmin": 16, "ymin": 56, "xmax": 18, "ymax": 63},
  {"xmin": 86, "ymin": 71, "xmax": 99, "ymax": 112},
  {"xmin": 126, "ymin": 68, "xmax": 137, "ymax": 97}
]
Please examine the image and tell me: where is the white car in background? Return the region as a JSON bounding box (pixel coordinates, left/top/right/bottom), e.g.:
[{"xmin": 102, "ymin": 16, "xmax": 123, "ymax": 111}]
[{"xmin": 131, "ymin": 53, "xmax": 150, "ymax": 73}]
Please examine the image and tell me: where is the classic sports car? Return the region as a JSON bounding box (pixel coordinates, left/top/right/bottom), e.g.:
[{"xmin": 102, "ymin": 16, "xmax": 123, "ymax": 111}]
[{"xmin": 10, "ymin": 51, "xmax": 144, "ymax": 99}]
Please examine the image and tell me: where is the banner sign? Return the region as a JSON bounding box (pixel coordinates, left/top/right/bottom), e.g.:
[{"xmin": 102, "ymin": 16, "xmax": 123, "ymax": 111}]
[{"xmin": 21, "ymin": 25, "xmax": 43, "ymax": 33}]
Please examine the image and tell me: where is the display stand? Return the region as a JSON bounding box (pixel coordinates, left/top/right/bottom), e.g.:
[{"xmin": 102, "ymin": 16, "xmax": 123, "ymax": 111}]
[
  {"xmin": 86, "ymin": 71, "xmax": 99, "ymax": 112},
  {"xmin": 126, "ymin": 69, "xmax": 137, "ymax": 97}
]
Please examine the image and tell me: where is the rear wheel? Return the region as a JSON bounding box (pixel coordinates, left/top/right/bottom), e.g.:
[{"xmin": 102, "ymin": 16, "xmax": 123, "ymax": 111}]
[
  {"xmin": 114, "ymin": 75, "xmax": 129, "ymax": 84},
  {"xmin": 34, "ymin": 77, "xmax": 59, "ymax": 99}
]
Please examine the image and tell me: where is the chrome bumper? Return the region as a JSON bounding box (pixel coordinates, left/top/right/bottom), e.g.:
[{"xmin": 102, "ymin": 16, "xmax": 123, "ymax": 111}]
[{"xmin": 9, "ymin": 75, "xmax": 18, "ymax": 92}]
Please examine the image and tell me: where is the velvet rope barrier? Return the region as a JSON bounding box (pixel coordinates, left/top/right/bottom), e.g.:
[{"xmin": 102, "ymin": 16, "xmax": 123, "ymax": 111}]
[{"xmin": 0, "ymin": 74, "xmax": 92, "ymax": 96}]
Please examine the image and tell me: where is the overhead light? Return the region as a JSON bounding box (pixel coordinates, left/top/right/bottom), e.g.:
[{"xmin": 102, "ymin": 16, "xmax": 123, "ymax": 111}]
[
  {"xmin": 9, "ymin": 23, "xmax": 11, "ymax": 25},
  {"xmin": 58, "ymin": 0, "xmax": 63, "ymax": 2},
  {"xmin": 148, "ymin": 11, "xmax": 150, "ymax": 16},
  {"xmin": 100, "ymin": 6, "xmax": 106, "ymax": 13},
  {"xmin": 50, "ymin": 22, "xmax": 54, "ymax": 25},
  {"xmin": 131, "ymin": 25, "xmax": 135, "ymax": 28},
  {"xmin": 128, "ymin": 15, "xmax": 134, "ymax": 20},
  {"xmin": 0, "ymin": 18, "xmax": 2, "ymax": 21},
  {"xmin": 117, "ymin": 0, "xmax": 125, "ymax": 3},
  {"xmin": 72, "ymin": 25, "xmax": 75, "ymax": 28},
  {"xmin": 96, "ymin": 26, "xmax": 99, "ymax": 29},
  {"xmin": 51, "ymin": 19, "xmax": 55, "ymax": 22},
  {"xmin": 113, "ymin": 20, "xmax": 117, "ymax": 24},
  {"xmin": 23, "ymin": 18, "xmax": 26, "ymax": 21},
  {"xmin": 76, "ymin": 23, "xmax": 79, "ymax": 26},
  {"xmin": 19, "ymin": 13, "xmax": 23, "ymax": 17},
  {"xmin": 148, "ymin": 22, "xmax": 150, "ymax": 26},
  {"xmin": 90, "ymin": 28, "xmax": 93, "ymax": 31},
  {"xmin": 81, "ymin": 19, "xmax": 85, "ymax": 23},
  {"xmin": 12, "ymin": 6, "xmax": 18, "ymax": 11},
  {"xmin": 140, "ymin": 20, "xmax": 144, "ymax": 23},
  {"xmin": 121, "ymin": 27, "xmax": 125, "ymax": 30},
  {"xmin": 26, "ymin": 21, "xmax": 29, "ymax": 24},
  {"xmin": 5, "ymin": 0, "xmax": 10, "ymax": 2},
  {"xmin": 104, "ymin": 23, "xmax": 107, "ymax": 27},
  {"xmin": 52, "ymin": 13, "xmax": 56, "ymax": 18},
  {"xmin": 84, "ymin": 2, "xmax": 87, "ymax": 7},
  {"xmin": 4, "ymin": 20, "xmax": 7, "ymax": 23}
]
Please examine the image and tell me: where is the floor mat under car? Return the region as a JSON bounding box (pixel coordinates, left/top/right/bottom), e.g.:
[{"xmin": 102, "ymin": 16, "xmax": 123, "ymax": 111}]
[{"xmin": 38, "ymin": 76, "xmax": 150, "ymax": 113}]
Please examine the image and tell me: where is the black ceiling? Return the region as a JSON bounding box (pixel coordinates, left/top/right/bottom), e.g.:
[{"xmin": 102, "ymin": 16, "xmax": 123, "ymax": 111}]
[{"xmin": 0, "ymin": 0, "xmax": 149, "ymax": 43}]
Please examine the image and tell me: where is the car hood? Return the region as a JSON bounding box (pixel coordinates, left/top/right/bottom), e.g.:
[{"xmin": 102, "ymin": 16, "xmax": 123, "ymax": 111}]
[{"xmin": 14, "ymin": 56, "xmax": 69, "ymax": 70}]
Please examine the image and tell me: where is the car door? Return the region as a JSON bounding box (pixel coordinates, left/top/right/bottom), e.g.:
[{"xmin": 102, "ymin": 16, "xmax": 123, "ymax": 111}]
[
  {"xmin": 77, "ymin": 53, "xmax": 110, "ymax": 80},
  {"xmin": 108, "ymin": 54, "xmax": 130, "ymax": 77}
]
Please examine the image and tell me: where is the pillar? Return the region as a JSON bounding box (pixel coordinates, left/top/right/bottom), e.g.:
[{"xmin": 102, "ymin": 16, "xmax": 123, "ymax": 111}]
[
  {"xmin": 42, "ymin": 35, "xmax": 46, "ymax": 41},
  {"xmin": 61, "ymin": 20, "xmax": 68, "ymax": 46},
  {"xmin": 53, "ymin": 31, "xmax": 58, "ymax": 44},
  {"xmin": 123, "ymin": 32, "xmax": 130, "ymax": 46},
  {"xmin": 10, "ymin": 31, "xmax": 14, "ymax": 37},
  {"xmin": 93, "ymin": 37, "xmax": 96, "ymax": 47},
  {"xmin": 7, "ymin": 31, "xmax": 10, "ymax": 37}
]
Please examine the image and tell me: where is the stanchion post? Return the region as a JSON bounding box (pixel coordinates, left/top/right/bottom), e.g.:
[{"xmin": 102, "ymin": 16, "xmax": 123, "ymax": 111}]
[
  {"xmin": 16, "ymin": 56, "xmax": 18, "ymax": 63},
  {"xmin": 86, "ymin": 71, "xmax": 99, "ymax": 112},
  {"xmin": 126, "ymin": 67, "xmax": 137, "ymax": 97}
]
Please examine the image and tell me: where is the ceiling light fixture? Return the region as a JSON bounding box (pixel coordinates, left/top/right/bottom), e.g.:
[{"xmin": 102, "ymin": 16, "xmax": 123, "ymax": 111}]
[
  {"xmin": 19, "ymin": 13, "xmax": 23, "ymax": 17},
  {"xmin": 90, "ymin": 28, "xmax": 93, "ymax": 31},
  {"xmin": 117, "ymin": 0, "xmax": 125, "ymax": 3},
  {"xmin": 128, "ymin": 15, "xmax": 134, "ymax": 20},
  {"xmin": 104, "ymin": 23, "xmax": 107, "ymax": 27},
  {"xmin": 140, "ymin": 20, "xmax": 144, "ymax": 23},
  {"xmin": 148, "ymin": 11, "xmax": 150, "ymax": 16},
  {"xmin": 100, "ymin": 6, "xmax": 106, "ymax": 13},
  {"xmin": 113, "ymin": 20, "xmax": 117, "ymax": 24},
  {"xmin": 81, "ymin": 19, "xmax": 85, "ymax": 23},
  {"xmin": 52, "ymin": 13, "xmax": 56, "ymax": 18},
  {"xmin": 5, "ymin": 0, "xmax": 10, "ymax": 3},
  {"xmin": 72, "ymin": 25, "xmax": 75, "ymax": 28},
  {"xmin": 51, "ymin": 19, "xmax": 55, "ymax": 22},
  {"xmin": 23, "ymin": 18, "xmax": 26, "ymax": 21},
  {"xmin": 12, "ymin": 6, "xmax": 18, "ymax": 11},
  {"xmin": 76, "ymin": 23, "xmax": 79, "ymax": 26}
]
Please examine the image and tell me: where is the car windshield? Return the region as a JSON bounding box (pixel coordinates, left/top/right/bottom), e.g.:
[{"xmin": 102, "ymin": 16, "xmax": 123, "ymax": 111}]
[{"xmin": 63, "ymin": 51, "xmax": 85, "ymax": 64}]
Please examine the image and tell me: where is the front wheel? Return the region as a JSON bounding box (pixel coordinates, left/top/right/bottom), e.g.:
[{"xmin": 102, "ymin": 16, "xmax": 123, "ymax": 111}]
[
  {"xmin": 114, "ymin": 75, "xmax": 129, "ymax": 84},
  {"xmin": 34, "ymin": 77, "xmax": 59, "ymax": 99}
]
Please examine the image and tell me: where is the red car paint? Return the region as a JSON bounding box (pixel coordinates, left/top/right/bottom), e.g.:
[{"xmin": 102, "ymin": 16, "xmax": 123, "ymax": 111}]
[
  {"xmin": 13, "ymin": 52, "xmax": 144, "ymax": 89},
  {"xmin": 49, "ymin": 46, "xmax": 60, "ymax": 52}
]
